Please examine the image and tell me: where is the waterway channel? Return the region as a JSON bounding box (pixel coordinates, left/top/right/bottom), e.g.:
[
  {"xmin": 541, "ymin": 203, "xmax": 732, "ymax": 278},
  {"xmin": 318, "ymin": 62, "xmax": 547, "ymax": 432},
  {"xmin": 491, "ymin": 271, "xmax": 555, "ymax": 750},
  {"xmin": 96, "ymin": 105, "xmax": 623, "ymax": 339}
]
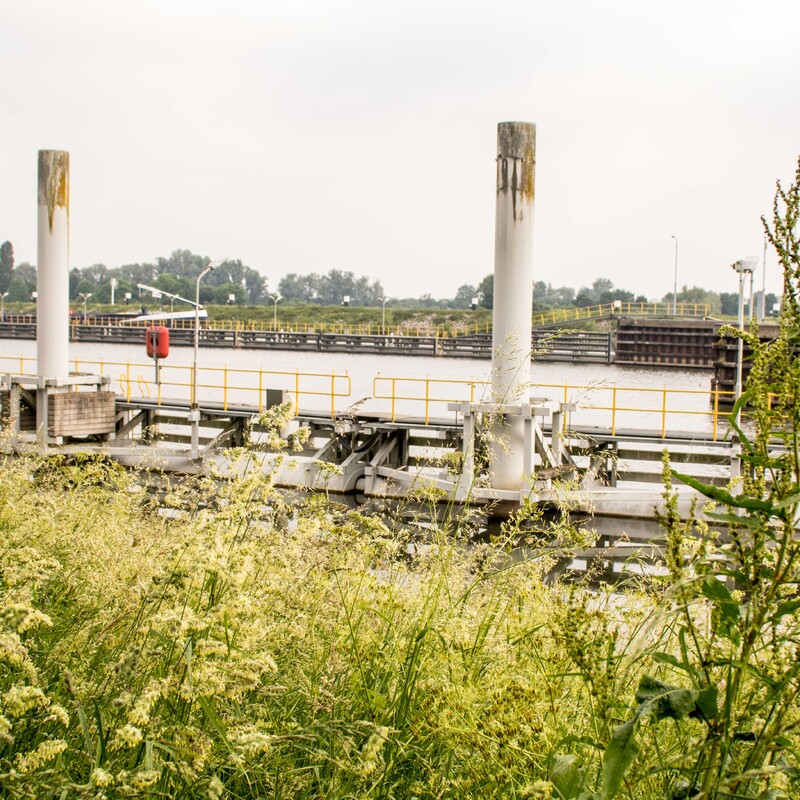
[{"xmin": 1, "ymin": 338, "xmax": 719, "ymax": 437}]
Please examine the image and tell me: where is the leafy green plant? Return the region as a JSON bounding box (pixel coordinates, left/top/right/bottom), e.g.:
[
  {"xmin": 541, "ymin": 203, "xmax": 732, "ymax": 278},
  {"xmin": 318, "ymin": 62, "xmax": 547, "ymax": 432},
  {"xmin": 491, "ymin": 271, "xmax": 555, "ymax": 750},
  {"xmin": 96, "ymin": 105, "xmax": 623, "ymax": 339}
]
[{"xmin": 546, "ymin": 157, "xmax": 800, "ymax": 800}]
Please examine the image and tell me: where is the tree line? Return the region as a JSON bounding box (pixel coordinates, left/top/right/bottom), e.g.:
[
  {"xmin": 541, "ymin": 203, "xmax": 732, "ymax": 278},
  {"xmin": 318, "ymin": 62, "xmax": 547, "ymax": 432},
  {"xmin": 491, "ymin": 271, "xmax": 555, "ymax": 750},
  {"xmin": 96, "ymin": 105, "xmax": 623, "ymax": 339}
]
[{"xmin": 0, "ymin": 241, "xmax": 777, "ymax": 315}]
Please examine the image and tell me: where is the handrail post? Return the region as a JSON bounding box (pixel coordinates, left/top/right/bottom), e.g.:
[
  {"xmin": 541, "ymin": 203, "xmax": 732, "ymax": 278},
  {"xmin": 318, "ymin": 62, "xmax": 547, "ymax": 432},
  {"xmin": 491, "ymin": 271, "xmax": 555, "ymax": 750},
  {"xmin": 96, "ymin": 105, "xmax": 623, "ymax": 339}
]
[
  {"xmin": 258, "ymin": 370, "xmax": 264, "ymax": 412},
  {"xmin": 611, "ymin": 386, "xmax": 618, "ymax": 435},
  {"xmin": 295, "ymin": 369, "xmax": 300, "ymax": 414},
  {"xmin": 223, "ymin": 366, "xmax": 228, "ymax": 410},
  {"xmin": 424, "ymin": 376, "xmax": 430, "ymax": 425},
  {"xmin": 661, "ymin": 386, "xmax": 667, "ymax": 439},
  {"xmin": 712, "ymin": 385, "xmax": 720, "ymax": 441},
  {"xmin": 391, "ymin": 378, "xmax": 397, "ymax": 422},
  {"xmin": 126, "ymin": 361, "xmax": 131, "ymax": 402},
  {"xmin": 330, "ymin": 371, "xmax": 335, "ymax": 419}
]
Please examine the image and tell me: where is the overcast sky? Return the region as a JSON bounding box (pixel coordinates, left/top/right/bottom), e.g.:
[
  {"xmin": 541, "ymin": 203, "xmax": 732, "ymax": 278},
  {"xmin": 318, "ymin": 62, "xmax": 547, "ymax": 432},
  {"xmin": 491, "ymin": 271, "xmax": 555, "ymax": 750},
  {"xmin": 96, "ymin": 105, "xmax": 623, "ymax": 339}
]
[{"xmin": 2, "ymin": 0, "xmax": 798, "ymax": 300}]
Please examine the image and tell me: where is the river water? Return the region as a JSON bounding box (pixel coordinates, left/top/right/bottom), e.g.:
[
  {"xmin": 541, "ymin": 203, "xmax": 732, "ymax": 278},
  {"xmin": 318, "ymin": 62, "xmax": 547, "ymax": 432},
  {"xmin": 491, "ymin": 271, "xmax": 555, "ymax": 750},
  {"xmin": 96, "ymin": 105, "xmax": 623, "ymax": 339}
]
[{"xmin": 0, "ymin": 339, "xmax": 717, "ymax": 435}]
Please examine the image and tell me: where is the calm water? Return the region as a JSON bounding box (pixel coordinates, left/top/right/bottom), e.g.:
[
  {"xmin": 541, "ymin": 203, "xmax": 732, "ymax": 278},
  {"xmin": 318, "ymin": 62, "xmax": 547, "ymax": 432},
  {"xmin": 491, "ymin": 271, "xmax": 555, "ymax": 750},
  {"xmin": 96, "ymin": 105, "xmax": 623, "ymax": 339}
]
[{"xmin": 1, "ymin": 339, "xmax": 716, "ymax": 434}]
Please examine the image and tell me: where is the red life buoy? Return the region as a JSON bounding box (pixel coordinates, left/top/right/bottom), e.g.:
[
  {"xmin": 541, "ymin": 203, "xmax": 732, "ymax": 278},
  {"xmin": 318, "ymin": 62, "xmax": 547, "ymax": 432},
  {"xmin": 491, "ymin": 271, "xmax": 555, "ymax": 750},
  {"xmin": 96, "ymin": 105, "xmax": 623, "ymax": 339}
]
[{"xmin": 146, "ymin": 326, "xmax": 170, "ymax": 359}]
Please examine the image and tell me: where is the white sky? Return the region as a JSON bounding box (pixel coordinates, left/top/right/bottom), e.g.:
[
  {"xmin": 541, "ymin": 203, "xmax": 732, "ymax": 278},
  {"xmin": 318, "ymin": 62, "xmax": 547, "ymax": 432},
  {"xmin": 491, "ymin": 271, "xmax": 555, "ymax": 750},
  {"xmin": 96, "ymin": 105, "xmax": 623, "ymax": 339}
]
[{"xmin": 1, "ymin": 0, "xmax": 798, "ymax": 300}]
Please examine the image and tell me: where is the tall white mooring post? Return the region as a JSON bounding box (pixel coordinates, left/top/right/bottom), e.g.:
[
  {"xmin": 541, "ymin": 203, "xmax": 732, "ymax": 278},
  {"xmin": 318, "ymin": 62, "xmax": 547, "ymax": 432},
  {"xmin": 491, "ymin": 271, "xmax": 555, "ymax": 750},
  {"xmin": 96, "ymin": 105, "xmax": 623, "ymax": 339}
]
[
  {"xmin": 37, "ymin": 150, "xmax": 70, "ymax": 382},
  {"xmin": 2, "ymin": 149, "xmax": 115, "ymax": 447},
  {"xmin": 489, "ymin": 122, "xmax": 536, "ymax": 490}
]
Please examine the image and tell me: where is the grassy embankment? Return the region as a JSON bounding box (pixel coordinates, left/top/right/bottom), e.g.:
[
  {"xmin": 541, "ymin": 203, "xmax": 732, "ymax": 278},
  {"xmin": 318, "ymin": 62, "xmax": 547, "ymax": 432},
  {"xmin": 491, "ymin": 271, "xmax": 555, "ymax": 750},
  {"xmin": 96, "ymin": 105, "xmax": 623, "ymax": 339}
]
[{"xmin": 2, "ymin": 401, "xmax": 800, "ymax": 799}]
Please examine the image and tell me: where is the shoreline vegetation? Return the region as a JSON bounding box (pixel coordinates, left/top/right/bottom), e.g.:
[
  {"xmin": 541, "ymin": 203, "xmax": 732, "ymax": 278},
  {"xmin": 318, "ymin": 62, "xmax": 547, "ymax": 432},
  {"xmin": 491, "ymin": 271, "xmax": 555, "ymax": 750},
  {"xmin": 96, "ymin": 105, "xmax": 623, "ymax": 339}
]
[{"xmin": 1, "ymin": 159, "xmax": 798, "ymax": 798}]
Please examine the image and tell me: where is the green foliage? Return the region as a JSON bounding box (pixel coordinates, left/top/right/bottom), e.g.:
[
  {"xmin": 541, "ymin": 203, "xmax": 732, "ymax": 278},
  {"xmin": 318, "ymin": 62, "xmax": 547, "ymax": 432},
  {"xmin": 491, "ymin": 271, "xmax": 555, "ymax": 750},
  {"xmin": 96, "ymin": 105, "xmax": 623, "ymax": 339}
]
[
  {"xmin": 0, "ymin": 447, "xmax": 611, "ymax": 799},
  {"xmin": 0, "ymin": 241, "xmax": 13, "ymax": 294},
  {"xmin": 547, "ymin": 156, "xmax": 800, "ymax": 800},
  {"xmin": 278, "ymin": 268, "xmax": 384, "ymax": 306}
]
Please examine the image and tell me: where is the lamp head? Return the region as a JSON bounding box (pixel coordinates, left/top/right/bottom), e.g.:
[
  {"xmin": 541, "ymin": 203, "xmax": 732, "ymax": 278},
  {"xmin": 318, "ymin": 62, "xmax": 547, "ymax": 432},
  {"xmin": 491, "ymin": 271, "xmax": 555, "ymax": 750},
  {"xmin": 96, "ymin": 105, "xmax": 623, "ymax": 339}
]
[{"xmin": 732, "ymin": 256, "xmax": 757, "ymax": 275}]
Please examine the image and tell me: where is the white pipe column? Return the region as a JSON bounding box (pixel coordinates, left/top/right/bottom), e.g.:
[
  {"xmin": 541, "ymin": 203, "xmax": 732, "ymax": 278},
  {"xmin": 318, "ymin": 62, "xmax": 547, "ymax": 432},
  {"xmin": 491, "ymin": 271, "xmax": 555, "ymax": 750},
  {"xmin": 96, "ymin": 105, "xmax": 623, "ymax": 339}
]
[
  {"xmin": 489, "ymin": 122, "xmax": 536, "ymax": 490},
  {"xmin": 37, "ymin": 150, "xmax": 70, "ymax": 381}
]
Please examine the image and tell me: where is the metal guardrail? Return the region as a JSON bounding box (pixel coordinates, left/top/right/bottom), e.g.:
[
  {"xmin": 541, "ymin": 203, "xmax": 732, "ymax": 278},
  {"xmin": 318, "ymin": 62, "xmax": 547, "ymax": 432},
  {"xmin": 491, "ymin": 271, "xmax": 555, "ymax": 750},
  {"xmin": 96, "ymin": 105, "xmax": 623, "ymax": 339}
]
[
  {"xmin": 372, "ymin": 374, "xmax": 734, "ymax": 440},
  {"xmin": 0, "ymin": 356, "xmax": 351, "ymax": 419},
  {"xmin": 0, "ymin": 300, "xmax": 711, "ymax": 339},
  {"xmin": 530, "ymin": 301, "xmax": 711, "ymax": 328},
  {"xmin": 1, "ymin": 354, "xmax": 733, "ymax": 439}
]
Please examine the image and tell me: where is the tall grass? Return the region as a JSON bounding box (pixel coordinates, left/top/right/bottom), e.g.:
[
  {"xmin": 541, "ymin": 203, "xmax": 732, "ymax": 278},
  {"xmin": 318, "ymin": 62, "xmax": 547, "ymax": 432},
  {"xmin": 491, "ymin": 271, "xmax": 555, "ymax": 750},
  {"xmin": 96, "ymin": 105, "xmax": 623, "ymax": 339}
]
[
  {"xmin": 3, "ymin": 444, "xmax": 797, "ymax": 799},
  {"xmin": 0, "ymin": 448, "xmax": 647, "ymax": 798}
]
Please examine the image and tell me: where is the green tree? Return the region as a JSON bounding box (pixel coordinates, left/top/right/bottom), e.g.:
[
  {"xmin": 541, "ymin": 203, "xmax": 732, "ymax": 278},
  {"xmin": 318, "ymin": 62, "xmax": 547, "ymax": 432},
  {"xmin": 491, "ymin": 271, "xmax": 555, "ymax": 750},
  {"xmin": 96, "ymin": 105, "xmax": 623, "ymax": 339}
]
[
  {"xmin": 6, "ymin": 275, "xmax": 31, "ymax": 302},
  {"xmin": 477, "ymin": 274, "xmax": 493, "ymax": 309},
  {"xmin": 0, "ymin": 241, "xmax": 13, "ymax": 293},
  {"xmin": 677, "ymin": 285, "xmax": 721, "ymax": 315},
  {"xmin": 451, "ymin": 283, "xmax": 479, "ymax": 309},
  {"xmin": 279, "ymin": 272, "xmax": 320, "ymax": 303},
  {"xmin": 719, "ymin": 291, "xmax": 738, "ymax": 315}
]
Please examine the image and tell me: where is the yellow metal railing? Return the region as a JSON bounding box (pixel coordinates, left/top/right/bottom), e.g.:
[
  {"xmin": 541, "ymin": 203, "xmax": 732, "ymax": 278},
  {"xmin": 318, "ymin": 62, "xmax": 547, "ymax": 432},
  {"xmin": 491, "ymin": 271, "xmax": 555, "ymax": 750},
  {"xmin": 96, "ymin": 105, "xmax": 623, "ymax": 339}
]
[
  {"xmin": 372, "ymin": 374, "xmax": 733, "ymax": 440},
  {"xmin": 530, "ymin": 301, "xmax": 711, "ymax": 327},
  {"xmin": 1, "ymin": 354, "xmax": 732, "ymax": 438},
  {"xmin": 61, "ymin": 301, "xmax": 711, "ymax": 338},
  {"xmin": 1, "ymin": 356, "xmax": 350, "ymax": 419}
]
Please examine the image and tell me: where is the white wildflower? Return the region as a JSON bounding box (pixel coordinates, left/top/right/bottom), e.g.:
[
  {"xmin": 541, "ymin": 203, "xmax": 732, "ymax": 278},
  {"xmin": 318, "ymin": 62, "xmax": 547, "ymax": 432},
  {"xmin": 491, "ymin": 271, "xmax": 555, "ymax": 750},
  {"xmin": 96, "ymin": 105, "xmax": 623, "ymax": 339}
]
[
  {"xmin": 1, "ymin": 684, "xmax": 48, "ymax": 718},
  {"xmin": 0, "ymin": 633, "xmax": 28, "ymax": 668},
  {"xmin": 15, "ymin": 738, "xmax": 68, "ymax": 773},
  {"xmin": 128, "ymin": 683, "xmax": 163, "ymax": 727},
  {"xmin": 207, "ymin": 774, "xmax": 225, "ymax": 800},
  {"xmin": 233, "ymin": 728, "xmax": 273, "ymax": 758},
  {"xmin": 109, "ymin": 723, "xmax": 143, "ymax": 750},
  {"xmin": 92, "ymin": 767, "xmax": 114, "ymax": 787}
]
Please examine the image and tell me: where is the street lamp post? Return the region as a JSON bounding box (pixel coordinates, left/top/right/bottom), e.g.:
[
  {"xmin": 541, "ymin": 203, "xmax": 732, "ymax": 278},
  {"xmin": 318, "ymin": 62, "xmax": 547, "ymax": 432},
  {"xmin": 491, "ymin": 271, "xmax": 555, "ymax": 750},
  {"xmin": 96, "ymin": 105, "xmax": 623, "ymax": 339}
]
[
  {"xmin": 760, "ymin": 235, "xmax": 767, "ymax": 321},
  {"xmin": 190, "ymin": 264, "xmax": 217, "ymax": 458},
  {"xmin": 78, "ymin": 292, "xmax": 92, "ymax": 321},
  {"xmin": 380, "ymin": 297, "xmax": 388, "ymax": 334},
  {"xmin": 135, "ymin": 283, "xmax": 195, "ymax": 315},
  {"xmin": 731, "ymin": 258, "xmax": 756, "ymax": 478},
  {"xmin": 671, "ymin": 235, "xmax": 678, "ymax": 315},
  {"xmin": 270, "ymin": 294, "xmax": 281, "ymax": 331},
  {"xmin": 0, "ymin": 292, "xmax": 8, "ymax": 322}
]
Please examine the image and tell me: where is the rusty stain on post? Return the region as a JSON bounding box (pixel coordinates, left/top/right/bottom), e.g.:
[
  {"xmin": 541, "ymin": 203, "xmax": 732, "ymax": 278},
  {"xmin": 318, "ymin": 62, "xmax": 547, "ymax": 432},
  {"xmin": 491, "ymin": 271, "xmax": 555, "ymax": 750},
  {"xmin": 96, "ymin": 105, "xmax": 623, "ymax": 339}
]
[
  {"xmin": 38, "ymin": 150, "xmax": 70, "ymax": 232},
  {"xmin": 496, "ymin": 123, "xmax": 535, "ymax": 220}
]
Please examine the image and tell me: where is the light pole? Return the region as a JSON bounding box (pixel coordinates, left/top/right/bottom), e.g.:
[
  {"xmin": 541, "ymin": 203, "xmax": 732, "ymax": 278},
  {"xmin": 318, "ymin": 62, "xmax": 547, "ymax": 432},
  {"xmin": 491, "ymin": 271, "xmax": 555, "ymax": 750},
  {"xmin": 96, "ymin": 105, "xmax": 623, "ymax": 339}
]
[
  {"xmin": 761, "ymin": 235, "xmax": 767, "ymax": 321},
  {"xmin": 193, "ymin": 266, "xmax": 215, "ymax": 406},
  {"xmin": 0, "ymin": 292, "xmax": 8, "ymax": 322},
  {"xmin": 671, "ymin": 235, "xmax": 678, "ymax": 315},
  {"xmin": 190, "ymin": 262, "xmax": 218, "ymax": 457},
  {"xmin": 136, "ymin": 283, "xmax": 195, "ymax": 315},
  {"xmin": 78, "ymin": 292, "xmax": 92, "ymax": 321},
  {"xmin": 270, "ymin": 294, "xmax": 281, "ymax": 331},
  {"xmin": 380, "ymin": 297, "xmax": 388, "ymax": 334},
  {"xmin": 731, "ymin": 258, "xmax": 756, "ymax": 478}
]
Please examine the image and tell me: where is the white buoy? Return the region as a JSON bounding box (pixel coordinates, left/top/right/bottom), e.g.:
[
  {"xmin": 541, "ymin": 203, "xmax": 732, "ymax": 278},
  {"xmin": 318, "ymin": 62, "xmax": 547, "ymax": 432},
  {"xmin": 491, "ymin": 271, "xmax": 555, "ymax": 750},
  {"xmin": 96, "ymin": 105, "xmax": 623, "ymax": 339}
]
[
  {"xmin": 489, "ymin": 122, "xmax": 536, "ymax": 490},
  {"xmin": 37, "ymin": 150, "xmax": 70, "ymax": 381}
]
